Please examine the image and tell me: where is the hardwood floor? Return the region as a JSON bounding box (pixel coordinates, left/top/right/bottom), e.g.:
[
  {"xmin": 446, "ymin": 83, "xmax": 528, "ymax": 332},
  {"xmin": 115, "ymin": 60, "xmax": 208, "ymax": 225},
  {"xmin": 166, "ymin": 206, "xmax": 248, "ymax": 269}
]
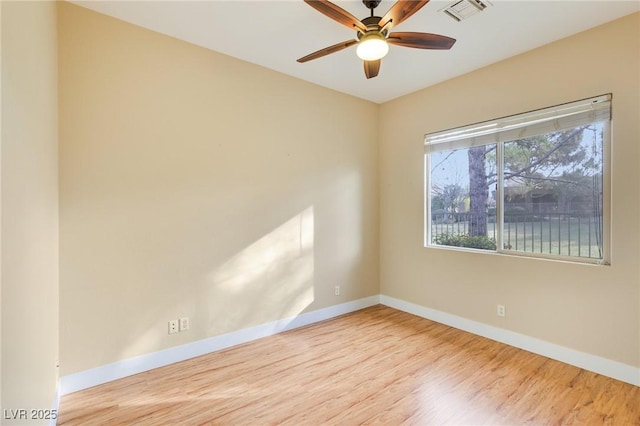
[{"xmin": 59, "ymin": 305, "xmax": 640, "ymax": 425}]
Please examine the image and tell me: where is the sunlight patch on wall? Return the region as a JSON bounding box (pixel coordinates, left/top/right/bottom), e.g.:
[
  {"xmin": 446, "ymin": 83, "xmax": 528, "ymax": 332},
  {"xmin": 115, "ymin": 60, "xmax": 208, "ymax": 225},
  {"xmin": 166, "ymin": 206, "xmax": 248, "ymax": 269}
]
[
  {"xmin": 205, "ymin": 207, "xmax": 315, "ymax": 330},
  {"xmin": 211, "ymin": 207, "xmax": 313, "ymax": 293}
]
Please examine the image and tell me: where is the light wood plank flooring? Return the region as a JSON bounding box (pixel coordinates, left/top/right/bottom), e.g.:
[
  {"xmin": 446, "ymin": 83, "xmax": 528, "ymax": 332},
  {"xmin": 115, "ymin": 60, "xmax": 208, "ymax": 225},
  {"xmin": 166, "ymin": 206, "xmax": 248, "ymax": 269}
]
[{"xmin": 59, "ymin": 305, "xmax": 640, "ymax": 425}]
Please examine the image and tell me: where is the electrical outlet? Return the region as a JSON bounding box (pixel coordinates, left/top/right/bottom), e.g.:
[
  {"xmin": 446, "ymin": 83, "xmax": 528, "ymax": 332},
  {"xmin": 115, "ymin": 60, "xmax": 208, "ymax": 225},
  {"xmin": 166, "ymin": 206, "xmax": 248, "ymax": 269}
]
[
  {"xmin": 497, "ymin": 304, "xmax": 506, "ymax": 317},
  {"xmin": 179, "ymin": 317, "xmax": 190, "ymax": 332},
  {"xmin": 334, "ymin": 285, "xmax": 340, "ymax": 296},
  {"xmin": 168, "ymin": 319, "xmax": 179, "ymax": 334}
]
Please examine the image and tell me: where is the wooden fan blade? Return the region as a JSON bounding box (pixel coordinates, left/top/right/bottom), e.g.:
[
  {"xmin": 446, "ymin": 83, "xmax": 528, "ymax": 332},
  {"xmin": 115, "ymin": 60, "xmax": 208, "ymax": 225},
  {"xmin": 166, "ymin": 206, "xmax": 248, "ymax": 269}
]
[
  {"xmin": 304, "ymin": 0, "xmax": 367, "ymax": 33},
  {"xmin": 379, "ymin": 0, "xmax": 430, "ymax": 31},
  {"xmin": 364, "ymin": 59, "xmax": 381, "ymax": 79},
  {"xmin": 297, "ymin": 39, "xmax": 358, "ymax": 63},
  {"xmin": 387, "ymin": 32, "xmax": 456, "ymax": 49}
]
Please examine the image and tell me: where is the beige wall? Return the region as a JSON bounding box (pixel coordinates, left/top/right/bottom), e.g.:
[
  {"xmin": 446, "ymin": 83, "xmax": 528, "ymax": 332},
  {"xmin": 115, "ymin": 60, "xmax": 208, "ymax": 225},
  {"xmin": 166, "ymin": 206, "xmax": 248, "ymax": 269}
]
[
  {"xmin": 58, "ymin": 3, "xmax": 379, "ymax": 375},
  {"xmin": 48, "ymin": 0, "xmax": 640, "ymax": 384},
  {"xmin": 1, "ymin": 0, "xmax": 59, "ymax": 421},
  {"xmin": 380, "ymin": 13, "xmax": 640, "ymax": 367}
]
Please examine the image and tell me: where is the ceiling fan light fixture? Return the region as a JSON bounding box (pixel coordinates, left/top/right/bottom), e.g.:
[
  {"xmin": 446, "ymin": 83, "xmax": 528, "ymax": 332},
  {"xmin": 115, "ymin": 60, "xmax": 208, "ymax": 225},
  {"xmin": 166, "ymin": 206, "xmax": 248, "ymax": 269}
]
[
  {"xmin": 356, "ymin": 33, "xmax": 389, "ymax": 61},
  {"xmin": 298, "ymin": 0, "xmax": 455, "ymax": 79}
]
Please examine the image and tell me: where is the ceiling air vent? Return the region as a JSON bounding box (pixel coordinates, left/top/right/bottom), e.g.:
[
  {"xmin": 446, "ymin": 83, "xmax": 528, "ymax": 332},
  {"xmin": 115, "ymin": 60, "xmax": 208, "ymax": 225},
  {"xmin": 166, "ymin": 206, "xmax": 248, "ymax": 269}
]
[{"xmin": 443, "ymin": 0, "xmax": 490, "ymax": 22}]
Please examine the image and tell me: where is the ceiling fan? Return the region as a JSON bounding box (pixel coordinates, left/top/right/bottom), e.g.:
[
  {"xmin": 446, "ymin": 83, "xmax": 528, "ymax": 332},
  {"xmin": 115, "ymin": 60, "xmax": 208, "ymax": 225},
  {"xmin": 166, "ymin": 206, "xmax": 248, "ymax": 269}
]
[{"xmin": 297, "ymin": 0, "xmax": 456, "ymax": 79}]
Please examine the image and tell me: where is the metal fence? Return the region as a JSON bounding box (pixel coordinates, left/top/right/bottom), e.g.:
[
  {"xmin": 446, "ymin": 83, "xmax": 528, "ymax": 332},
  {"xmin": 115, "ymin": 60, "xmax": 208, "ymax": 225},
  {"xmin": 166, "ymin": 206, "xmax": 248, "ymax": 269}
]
[{"xmin": 430, "ymin": 211, "xmax": 603, "ymax": 259}]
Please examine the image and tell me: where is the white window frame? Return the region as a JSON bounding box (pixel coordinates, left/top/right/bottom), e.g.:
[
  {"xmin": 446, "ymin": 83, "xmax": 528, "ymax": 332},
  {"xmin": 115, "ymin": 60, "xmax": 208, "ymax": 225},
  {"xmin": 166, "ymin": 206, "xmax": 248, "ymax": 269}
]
[{"xmin": 424, "ymin": 94, "xmax": 611, "ymax": 265}]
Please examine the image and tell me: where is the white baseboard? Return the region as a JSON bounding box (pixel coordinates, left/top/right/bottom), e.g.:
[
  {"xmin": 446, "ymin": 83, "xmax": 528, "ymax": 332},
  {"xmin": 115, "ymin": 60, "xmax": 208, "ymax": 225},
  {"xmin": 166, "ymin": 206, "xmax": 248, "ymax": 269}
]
[
  {"xmin": 59, "ymin": 293, "xmax": 639, "ymax": 396},
  {"xmin": 380, "ymin": 294, "xmax": 640, "ymax": 387},
  {"xmin": 59, "ymin": 295, "xmax": 380, "ymax": 395}
]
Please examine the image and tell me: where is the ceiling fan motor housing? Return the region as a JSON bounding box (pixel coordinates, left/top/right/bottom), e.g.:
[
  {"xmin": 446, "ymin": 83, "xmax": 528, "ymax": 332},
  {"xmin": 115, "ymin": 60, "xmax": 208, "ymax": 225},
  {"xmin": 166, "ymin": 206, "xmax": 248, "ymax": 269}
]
[
  {"xmin": 358, "ymin": 16, "xmax": 387, "ymax": 40},
  {"xmin": 362, "ymin": 16, "xmax": 382, "ymax": 27}
]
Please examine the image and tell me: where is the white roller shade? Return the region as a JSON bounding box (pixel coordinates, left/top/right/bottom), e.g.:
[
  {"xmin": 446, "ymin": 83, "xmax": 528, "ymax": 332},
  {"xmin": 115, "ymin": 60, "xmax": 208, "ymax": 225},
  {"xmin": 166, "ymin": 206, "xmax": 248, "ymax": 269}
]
[{"xmin": 425, "ymin": 94, "xmax": 611, "ymax": 154}]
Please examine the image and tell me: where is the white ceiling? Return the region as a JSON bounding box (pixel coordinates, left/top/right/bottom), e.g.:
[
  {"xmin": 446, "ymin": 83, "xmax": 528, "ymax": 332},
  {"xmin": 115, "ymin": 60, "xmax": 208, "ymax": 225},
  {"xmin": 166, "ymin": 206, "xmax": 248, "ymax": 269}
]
[{"xmin": 73, "ymin": 0, "xmax": 640, "ymax": 104}]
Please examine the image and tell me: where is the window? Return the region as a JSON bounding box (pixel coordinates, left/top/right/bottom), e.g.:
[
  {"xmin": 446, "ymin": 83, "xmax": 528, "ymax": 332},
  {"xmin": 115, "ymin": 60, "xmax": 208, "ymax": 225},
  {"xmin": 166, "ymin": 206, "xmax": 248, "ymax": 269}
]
[{"xmin": 424, "ymin": 95, "xmax": 611, "ymax": 264}]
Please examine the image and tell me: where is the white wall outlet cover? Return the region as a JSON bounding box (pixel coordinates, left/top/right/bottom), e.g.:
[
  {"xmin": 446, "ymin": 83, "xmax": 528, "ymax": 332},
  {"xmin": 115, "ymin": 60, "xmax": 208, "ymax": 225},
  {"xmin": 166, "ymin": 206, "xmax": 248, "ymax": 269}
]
[{"xmin": 179, "ymin": 317, "xmax": 190, "ymax": 331}]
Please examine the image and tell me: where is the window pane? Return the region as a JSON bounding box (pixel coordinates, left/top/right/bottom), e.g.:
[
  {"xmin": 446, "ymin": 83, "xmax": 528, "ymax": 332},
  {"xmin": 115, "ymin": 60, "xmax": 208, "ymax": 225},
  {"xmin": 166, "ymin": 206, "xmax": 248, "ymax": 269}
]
[
  {"xmin": 429, "ymin": 144, "xmax": 497, "ymax": 250},
  {"xmin": 502, "ymin": 124, "xmax": 604, "ymax": 259}
]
